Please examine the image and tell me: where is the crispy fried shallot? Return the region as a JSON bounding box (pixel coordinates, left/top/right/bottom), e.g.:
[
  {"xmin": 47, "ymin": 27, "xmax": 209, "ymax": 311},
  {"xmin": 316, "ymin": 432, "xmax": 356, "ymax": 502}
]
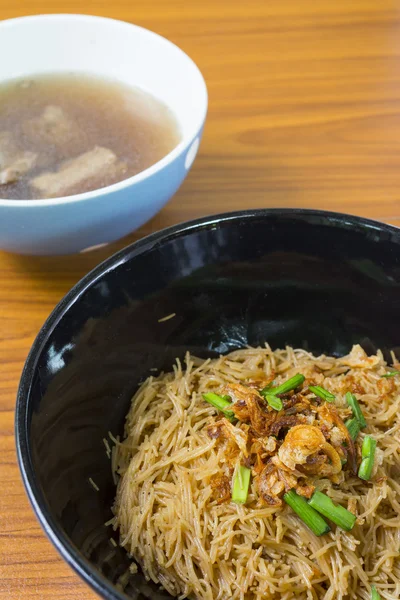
[
  {"xmin": 206, "ymin": 377, "xmax": 355, "ymax": 505},
  {"xmin": 279, "ymin": 424, "xmax": 342, "ymax": 476}
]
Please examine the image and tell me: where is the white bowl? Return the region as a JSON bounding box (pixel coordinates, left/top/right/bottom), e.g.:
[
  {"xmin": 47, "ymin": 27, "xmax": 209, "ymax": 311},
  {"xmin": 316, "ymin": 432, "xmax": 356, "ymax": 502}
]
[{"xmin": 0, "ymin": 14, "xmax": 207, "ymax": 255}]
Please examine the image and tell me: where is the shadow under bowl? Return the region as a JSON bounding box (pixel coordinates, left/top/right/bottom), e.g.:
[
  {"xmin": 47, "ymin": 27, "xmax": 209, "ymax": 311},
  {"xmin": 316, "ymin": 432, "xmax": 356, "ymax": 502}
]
[{"xmin": 16, "ymin": 208, "xmax": 400, "ymax": 598}]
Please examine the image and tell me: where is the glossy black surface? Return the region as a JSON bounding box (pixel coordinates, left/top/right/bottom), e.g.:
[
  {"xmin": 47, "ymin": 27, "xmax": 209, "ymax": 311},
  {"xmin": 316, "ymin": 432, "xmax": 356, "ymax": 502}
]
[{"xmin": 16, "ymin": 209, "xmax": 400, "ymax": 599}]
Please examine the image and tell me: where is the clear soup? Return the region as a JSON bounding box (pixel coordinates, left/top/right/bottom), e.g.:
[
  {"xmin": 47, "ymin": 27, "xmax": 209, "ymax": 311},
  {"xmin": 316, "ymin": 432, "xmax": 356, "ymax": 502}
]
[{"xmin": 0, "ymin": 73, "xmax": 181, "ymax": 200}]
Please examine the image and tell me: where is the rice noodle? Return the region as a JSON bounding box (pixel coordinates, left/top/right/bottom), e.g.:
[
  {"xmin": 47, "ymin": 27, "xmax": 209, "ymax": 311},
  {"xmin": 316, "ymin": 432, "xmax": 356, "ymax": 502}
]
[{"xmin": 113, "ymin": 345, "xmax": 400, "ymax": 599}]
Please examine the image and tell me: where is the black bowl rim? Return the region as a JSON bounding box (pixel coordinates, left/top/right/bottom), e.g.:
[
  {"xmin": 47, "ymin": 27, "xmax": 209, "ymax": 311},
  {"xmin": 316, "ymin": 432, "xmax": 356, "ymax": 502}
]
[{"xmin": 14, "ymin": 207, "xmax": 400, "ymax": 599}]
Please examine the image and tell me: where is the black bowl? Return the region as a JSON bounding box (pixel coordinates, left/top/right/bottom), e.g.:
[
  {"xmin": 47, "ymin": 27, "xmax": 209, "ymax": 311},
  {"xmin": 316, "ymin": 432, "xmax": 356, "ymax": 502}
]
[{"xmin": 15, "ymin": 209, "xmax": 400, "ymax": 599}]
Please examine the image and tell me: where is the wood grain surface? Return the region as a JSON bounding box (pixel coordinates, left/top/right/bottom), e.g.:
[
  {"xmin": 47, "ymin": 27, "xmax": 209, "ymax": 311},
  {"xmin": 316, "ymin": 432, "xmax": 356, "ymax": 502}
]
[{"xmin": 2, "ymin": 1, "xmax": 400, "ymax": 597}]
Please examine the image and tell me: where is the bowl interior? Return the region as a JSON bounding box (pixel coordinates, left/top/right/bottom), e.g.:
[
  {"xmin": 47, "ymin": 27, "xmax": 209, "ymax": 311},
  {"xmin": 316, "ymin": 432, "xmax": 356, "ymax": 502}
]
[
  {"xmin": 0, "ymin": 14, "xmax": 207, "ymax": 142},
  {"xmin": 17, "ymin": 210, "xmax": 400, "ymax": 599}
]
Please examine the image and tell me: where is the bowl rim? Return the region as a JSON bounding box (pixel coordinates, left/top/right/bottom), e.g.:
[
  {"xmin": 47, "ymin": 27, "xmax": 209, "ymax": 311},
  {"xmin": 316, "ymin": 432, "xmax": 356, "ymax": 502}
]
[
  {"xmin": 0, "ymin": 13, "xmax": 208, "ymax": 208},
  {"xmin": 15, "ymin": 208, "xmax": 400, "ymax": 600}
]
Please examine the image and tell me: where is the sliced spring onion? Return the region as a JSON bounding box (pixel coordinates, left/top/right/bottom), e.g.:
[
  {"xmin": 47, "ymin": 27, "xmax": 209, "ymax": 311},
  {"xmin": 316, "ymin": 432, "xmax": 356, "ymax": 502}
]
[
  {"xmin": 362, "ymin": 435, "xmax": 377, "ymax": 459},
  {"xmin": 283, "ymin": 490, "xmax": 330, "ymax": 536},
  {"xmin": 358, "ymin": 435, "xmax": 377, "ymax": 481},
  {"xmin": 308, "ymin": 490, "xmax": 357, "ymax": 531},
  {"xmin": 371, "ymin": 585, "xmax": 381, "ymax": 599},
  {"xmin": 263, "ymin": 394, "xmax": 283, "ymax": 411},
  {"xmin": 381, "ymin": 370, "xmax": 400, "ymax": 378},
  {"xmin": 261, "ymin": 381, "xmax": 274, "ymax": 391},
  {"xmin": 261, "ymin": 373, "xmax": 305, "ymax": 397},
  {"xmin": 232, "ymin": 465, "xmax": 251, "ymax": 504},
  {"xmin": 309, "ymin": 385, "xmax": 335, "ymax": 403},
  {"xmin": 346, "ymin": 392, "xmax": 367, "ymax": 428},
  {"xmin": 202, "ymin": 393, "xmax": 234, "ymax": 421},
  {"xmin": 359, "ymin": 458, "xmax": 374, "ymax": 480},
  {"xmin": 345, "ymin": 417, "xmax": 360, "ymax": 441}
]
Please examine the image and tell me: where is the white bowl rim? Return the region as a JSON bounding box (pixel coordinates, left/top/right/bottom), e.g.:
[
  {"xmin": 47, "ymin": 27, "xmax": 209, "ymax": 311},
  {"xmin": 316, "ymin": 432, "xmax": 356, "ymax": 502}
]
[{"xmin": 0, "ymin": 13, "xmax": 208, "ymax": 208}]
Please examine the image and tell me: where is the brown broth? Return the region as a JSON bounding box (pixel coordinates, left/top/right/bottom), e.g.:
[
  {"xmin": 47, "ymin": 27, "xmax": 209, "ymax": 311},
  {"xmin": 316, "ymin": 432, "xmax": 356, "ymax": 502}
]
[{"xmin": 0, "ymin": 73, "xmax": 181, "ymax": 200}]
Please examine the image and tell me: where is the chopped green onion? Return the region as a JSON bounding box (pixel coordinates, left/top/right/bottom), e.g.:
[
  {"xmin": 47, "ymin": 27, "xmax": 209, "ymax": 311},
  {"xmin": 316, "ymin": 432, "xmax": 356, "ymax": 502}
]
[
  {"xmin": 263, "ymin": 394, "xmax": 283, "ymax": 411},
  {"xmin": 261, "ymin": 373, "xmax": 305, "ymax": 397},
  {"xmin": 371, "ymin": 585, "xmax": 381, "ymax": 599},
  {"xmin": 308, "ymin": 490, "xmax": 357, "ymax": 531},
  {"xmin": 358, "ymin": 436, "xmax": 377, "ymax": 481},
  {"xmin": 202, "ymin": 393, "xmax": 234, "ymax": 421},
  {"xmin": 232, "ymin": 465, "xmax": 251, "ymax": 504},
  {"xmin": 262, "ymin": 381, "xmax": 274, "ymax": 391},
  {"xmin": 346, "ymin": 392, "xmax": 367, "ymax": 428},
  {"xmin": 381, "ymin": 370, "xmax": 400, "ymax": 378},
  {"xmin": 309, "ymin": 385, "xmax": 335, "ymax": 403},
  {"xmin": 345, "ymin": 417, "xmax": 360, "ymax": 441},
  {"xmin": 284, "ymin": 490, "xmax": 330, "ymax": 536},
  {"xmin": 362, "ymin": 435, "xmax": 376, "ymax": 459}
]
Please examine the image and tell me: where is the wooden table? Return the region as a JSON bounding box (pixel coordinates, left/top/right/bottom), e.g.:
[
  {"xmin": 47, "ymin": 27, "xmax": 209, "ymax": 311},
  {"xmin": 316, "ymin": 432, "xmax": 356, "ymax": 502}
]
[{"xmin": 1, "ymin": 1, "xmax": 400, "ymax": 597}]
